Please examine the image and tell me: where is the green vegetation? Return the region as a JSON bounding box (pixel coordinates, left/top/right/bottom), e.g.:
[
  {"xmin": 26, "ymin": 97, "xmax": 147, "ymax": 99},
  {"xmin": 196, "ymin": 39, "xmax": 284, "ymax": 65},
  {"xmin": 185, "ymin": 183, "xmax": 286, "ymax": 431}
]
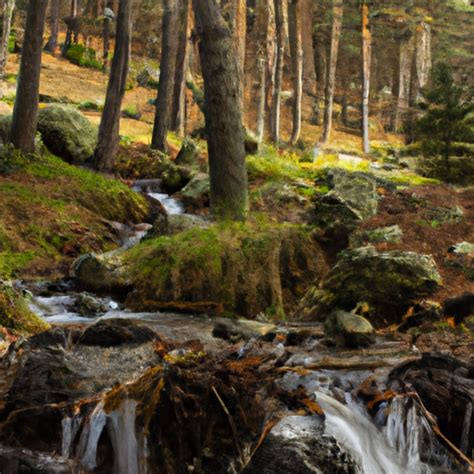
[
  {"xmin": 414, "ymin": 63, "xmax": 474, "ymax": 181},
  {"xmin": 0, "ymin": 282, "xmax": 49, "ymax": 333},
  {"xmin": 66, "ymin": 44, "xmax": 102, "ymax": 70},
  {"xmin": 0, "ymin": 148, "xmax": 148, "ymax": 279}
]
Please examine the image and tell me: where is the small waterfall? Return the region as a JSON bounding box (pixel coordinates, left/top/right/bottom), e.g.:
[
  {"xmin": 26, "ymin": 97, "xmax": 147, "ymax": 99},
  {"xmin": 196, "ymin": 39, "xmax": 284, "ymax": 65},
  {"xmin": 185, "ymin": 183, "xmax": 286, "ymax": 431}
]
[
  {"xmin": 315, "ymin": 391, "xmax": 433, "ymax": 474},
  {"xmin": 65, "ymin": 398, "xmax": 146, "ymax": 473},
  {"xmin": 107, "ymin": 399, "xmax": 141, "ymax": 474},
  {"xmin": 148, "ymin": 192, "xmax": 185, "ymax": 215},
  {"xmin": 76, "ymin": 401, "xmax": 107, "ymax": 470},
  {"xmin": 62, "ymin": 414, "xmax": 83, "ymax": 458}
]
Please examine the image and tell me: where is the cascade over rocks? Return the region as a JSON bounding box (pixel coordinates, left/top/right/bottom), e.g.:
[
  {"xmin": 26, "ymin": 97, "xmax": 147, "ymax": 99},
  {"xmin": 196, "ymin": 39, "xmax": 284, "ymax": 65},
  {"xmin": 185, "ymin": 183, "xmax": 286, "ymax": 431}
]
[
  {"xmin": 388, "ymin": 353, "xmax": 474, "ymax": 456},
  {"xmin": 296, "ymin": 246, "xmax": 442, "ymax": 326}
]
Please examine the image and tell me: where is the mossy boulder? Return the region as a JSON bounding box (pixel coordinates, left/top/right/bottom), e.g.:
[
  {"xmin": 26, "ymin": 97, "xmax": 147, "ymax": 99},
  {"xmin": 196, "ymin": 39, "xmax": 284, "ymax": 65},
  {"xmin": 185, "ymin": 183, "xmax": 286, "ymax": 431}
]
[
  {"xmin": 37, "ymin": 105, "xmax": 97, "ymax": 163},
  {"xmin": 73, "ymin": 253, "xmax": 131, "ymax": 294},
  {"xmin": 124, "ymin": 223, "xmax": 328, "ymax": 318},
  {"xmin": 297, "ymin": 246, "xmax": 442, "ymax": 326},
  {"xmin": 175, "ymin": 138, "xmax": 199, "ymax": 166},
  {"xmin": 350, "ymin": 225, "xmax": 403, "ymax": 247},
  {"xmin": 178, "ymin": 173, "xmax": 210, "ymax": 211},
  {"xmin": 0, "ymin": 281, "xmax": 48, "ymax": 333},
  {"xmin": 325, "ymin": 310, "xmax": 375, "ymax": 348}
]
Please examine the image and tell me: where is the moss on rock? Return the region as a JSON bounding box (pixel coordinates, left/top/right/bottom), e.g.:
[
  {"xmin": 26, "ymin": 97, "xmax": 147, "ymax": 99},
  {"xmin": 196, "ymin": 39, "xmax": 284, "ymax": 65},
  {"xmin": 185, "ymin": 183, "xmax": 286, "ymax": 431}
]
[
  {"xmin": 37, "ymin": 105, "xmax": 98, "ymax": 163},
  {"xmin": 0, "ymin": 282, "xmax": 48, "ymax": 334},
  {"xmin": 124, "ymin": 223, "xmax": 328, "ymax": 319}
]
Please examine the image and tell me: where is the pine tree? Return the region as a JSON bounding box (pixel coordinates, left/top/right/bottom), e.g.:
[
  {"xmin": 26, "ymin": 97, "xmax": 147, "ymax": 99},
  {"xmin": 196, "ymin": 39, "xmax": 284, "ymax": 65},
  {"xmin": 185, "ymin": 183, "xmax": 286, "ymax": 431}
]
[{"xmin": 414, "ymin": 63, "xmax": 474, "ymax": 180}]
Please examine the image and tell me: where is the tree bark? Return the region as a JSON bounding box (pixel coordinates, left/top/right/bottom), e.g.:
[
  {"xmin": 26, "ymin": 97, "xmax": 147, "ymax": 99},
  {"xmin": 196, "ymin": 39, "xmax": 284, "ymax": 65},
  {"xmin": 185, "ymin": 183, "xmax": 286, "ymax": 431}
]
[
  {"xmin": 270, "ymin": 0, "xmax": 285, "ymax": 143},
  {"xmin": 301, "ymin": 0, "xmax": 316, "ymax": 93},
  {"xmin": 10, "ymin": 0, "xmax": 48, "ymax": 154},
  {"xmin": 221, "ymin": 0, "xmax": 246, "ymax": 110},
  {"xmin": 321, "ymin": 0, "xmax": 343, "ymax": 144},
  {"xmin": 171, "ymin": 0, "xmax": 191, "ymax": 136},
  {"xmin": 288, "ymin": 0, "xmax": 303, "ymax": 145},
  {"xmin": 361, "ymin": 1, "xmax": 371, "ymax": 154},
  {"xmin": 45, "ymin": 0, "xmax": 60, "ymax": 54},
  {"xmin": 152, "ymin": 0, "xmax": 179, "ymax": 152},
  {"xmin": 103, "ymin": 16, "xmax": 111, "ymax": 70},
  {"xmin": 192, "ymin": 0, "xmax": 248, "ymax": 221},
  {"xmin": 0, "ymin": 0, "xmax": 15, "ymax": 77},
  {"xmin": 93, "ymin": 0, "xmax": 133, "ymax": 171},
  {"xmin": 62, "ymin": 0, "xmax": 78, "ymax": 56}
]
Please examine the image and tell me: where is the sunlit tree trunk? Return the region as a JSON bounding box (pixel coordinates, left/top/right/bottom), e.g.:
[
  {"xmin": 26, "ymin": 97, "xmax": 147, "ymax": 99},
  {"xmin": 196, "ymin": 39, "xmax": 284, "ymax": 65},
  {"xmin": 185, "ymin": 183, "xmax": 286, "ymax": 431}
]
[
  {"xmin": 361, "ymin": 1, "xmax": 371, "ymax": 153},
  {"xmin": 270, "ymin": 0, "xmax": 285, "ymax": 143},
  {"xmin": 11, "ymin": 0, "xmax": 48, "ymax": 154},
  {"xmin": 152, "ymin": 0, "xmax": 179, "ymax": 152},
  {"xmin": 171, "ymin": 0, "xmax": 191, "ymax": 137},
  {"xmin": 192, "ymin": 0, "xmax": 248, "ymax": 221},
  {"xmin": 0, "ymin": 0, "xmax": 15, "ymax": 77},
  {"xmin": 321, "ymin": 0, "xmax": 343, "ymax": 144},
  {"xmin": 288, "ymin": 0, "xmax": 303, "ymax": 145},
  {"xmin": 62, "ymin": 0, "xmax": 78, "ymax": 56},
  {"xmin": 45, "ymin": 0, "xmax": 60, "ymax": 54},
  {"xmin": 301, "ymin": 0, "xmax": 315, "ymax": 94},
  {"xmin": 93, "ymin": 0, "xmax": 133, "ymax": 171}
]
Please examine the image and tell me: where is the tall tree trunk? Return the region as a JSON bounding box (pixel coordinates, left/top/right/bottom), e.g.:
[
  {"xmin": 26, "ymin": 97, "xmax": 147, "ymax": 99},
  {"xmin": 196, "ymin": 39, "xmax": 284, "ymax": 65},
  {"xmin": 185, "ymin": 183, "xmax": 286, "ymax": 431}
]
[
  {"xmin": 45, "ymin": 0, "xmax": 60, "ymax": 54},
  {"xmin": 0, "ymin": 0, "xmax": 15, "ymax": 77},
  {"xmin": 192, "ymin": 0, "xmax": 248, "ymax": 221},
  {"xmin": 152, "ymin": 0, "xmax": 179, "ymax": 152},
  {"xmin": 300, "ymin": 0, "xmax": 315, "ymax": 94},
  {"xmin": 256, "ymin": 55, "xmax": 266, "ymax": 144},
  {"xmin": 321, "ymin": 0, "xmax": 343, "ymax": 144},
  {"xmin": 62, "ymin": 0, "xmax": 78, "ymax": 56},
  {"xmin": 361, "ymin": 1, "xmax": 371, "ymax": 154},
  {"xmin": 93, "ymin": 0, "xmax": 133, "ymax": 171},
  {"xmin": 171, "ymin": 0, "xmax": 190, "ymax": 136},
  {"xmin": 103, "ymin": 16, "xmax": 111, "ymax": 70},
  {"xmin": 10, "ymin": 0, "xmax": 48, "ymax": 154},
  {"xmin": 270, "ymin": 0, "xmax": 285, "ymax": 143},
  {"xmin": 221, "ymin": 0, "xmax": 246, "ymax": 110},
  {"xmin": 288, "ymin": 0, "xmax": 303, "ymax": 145}
]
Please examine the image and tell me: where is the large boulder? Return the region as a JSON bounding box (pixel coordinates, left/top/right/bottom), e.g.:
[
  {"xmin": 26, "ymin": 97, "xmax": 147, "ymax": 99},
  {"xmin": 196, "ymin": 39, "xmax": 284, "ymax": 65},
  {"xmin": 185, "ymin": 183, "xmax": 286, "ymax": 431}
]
[
  {"xmin": 297, "ymin": 246, "xmax": 442, "ymax": 326},
  {"xmin": 309, "ymin": 168, "xmax": 380, "ymax": 251},
  {"xmin": 37, "ymin": 105, "xmax": 97, "ymax": 163},
  {"xmin": 124, "ymin": 224, "xmax": 328, "ymax": 318},
  {"xmin": 325, "ymin": 310, "xmax": 375, "ymax": 348},
  {"xmin": 175, "ymin": 138, "xmax": 199, "ymax": 166},
  {"xmin": 73, "ymin": 253, "xmax": 130, "ymax": 294},
  {"xmin": 178, "ymin": 173, "xmax": 210, "ymax": 211}
]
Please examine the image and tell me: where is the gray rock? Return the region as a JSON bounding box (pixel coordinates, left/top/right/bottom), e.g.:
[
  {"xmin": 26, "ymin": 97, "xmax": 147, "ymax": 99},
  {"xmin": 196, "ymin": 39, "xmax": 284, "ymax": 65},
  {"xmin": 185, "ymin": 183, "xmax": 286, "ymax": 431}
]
[
  {"xmin": 37, "ymin": 105, "xmax": 97, "ymax": 163},
  {"xmin": 325, "ymin": 310, "xmax": 375, "ymax": 348},
  {"xmin": 73, "ymin": 292, "xmax": 108, "ymax": 317},
  {"xmin": 175, "ymin": 138, "xmax": 199, "ymax": 166},
  {"xmin": 297, "ymin": 246, "xmax": 442, "ymax": 326},
  {"xmin": 243, "ymin": 415, "xmax": 357, "ymax": 474},
  {"xmin": 350, "ymin": 225, "xmax": 403, "ymax": 247},
  {"xmin": 178, "ymin": 173, "xmax": 210, "ymax": 210}
]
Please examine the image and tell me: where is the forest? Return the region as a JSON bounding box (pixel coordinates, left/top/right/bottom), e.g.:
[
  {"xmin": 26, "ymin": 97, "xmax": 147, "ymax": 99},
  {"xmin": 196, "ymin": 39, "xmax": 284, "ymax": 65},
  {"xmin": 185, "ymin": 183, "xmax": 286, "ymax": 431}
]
[{"xmin": 0, "ymin": 0, "xmax": 473, "ymax": 472}]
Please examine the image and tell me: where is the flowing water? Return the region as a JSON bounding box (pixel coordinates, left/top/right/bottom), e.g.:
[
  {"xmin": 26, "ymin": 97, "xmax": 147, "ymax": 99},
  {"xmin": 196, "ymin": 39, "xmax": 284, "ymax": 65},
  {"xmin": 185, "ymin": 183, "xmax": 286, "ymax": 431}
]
[{"xmin": 132, "ymin": 179, "xmax": 185, "ymax": 215}]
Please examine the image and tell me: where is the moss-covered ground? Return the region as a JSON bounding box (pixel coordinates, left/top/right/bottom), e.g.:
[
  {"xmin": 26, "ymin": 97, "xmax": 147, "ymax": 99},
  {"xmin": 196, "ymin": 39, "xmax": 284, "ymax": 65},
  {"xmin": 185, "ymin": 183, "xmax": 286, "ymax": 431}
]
[{"xmin": 0, "ymin": 148, "xmax": 148, "ymax": 280}]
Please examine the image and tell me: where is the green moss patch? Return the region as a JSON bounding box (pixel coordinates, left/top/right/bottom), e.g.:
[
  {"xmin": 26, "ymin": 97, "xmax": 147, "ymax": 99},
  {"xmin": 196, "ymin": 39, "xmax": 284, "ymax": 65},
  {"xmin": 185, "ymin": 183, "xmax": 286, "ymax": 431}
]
[
  {"xmin": 124, "ymin": 222, "xmax": 328, "ymax": 319},
  {"xmin": 0, "ymin": 148, "xmax": 148, "ymax": 279}
]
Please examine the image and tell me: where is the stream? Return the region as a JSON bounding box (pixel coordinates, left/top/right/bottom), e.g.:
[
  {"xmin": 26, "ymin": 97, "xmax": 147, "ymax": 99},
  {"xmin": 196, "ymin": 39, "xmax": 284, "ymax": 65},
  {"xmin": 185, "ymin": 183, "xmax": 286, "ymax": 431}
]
[{"xmin": 0, "ymin": 182, "xmax": 469, "ymax": 473}]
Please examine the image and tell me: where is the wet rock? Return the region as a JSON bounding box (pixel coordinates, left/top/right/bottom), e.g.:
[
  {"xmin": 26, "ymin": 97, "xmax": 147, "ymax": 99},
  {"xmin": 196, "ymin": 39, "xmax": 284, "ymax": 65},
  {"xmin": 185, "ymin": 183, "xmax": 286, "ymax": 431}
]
[
  {"xmin": 0, "ymin": 445, "xmax": 79, "ymax": 474},
  {"xmin": 27, "ymin": 327, "xmax": 77, "ymax": 350},
  {"xmin": 178, "ymin": 172, "xmax": 210, "ymax": 211},
  {"xmin": 73, "ymin": 253, "xmax": 129, "ymax": 294},
  {"xmin": 325, "ymin": 310, "xmax": 375, "ymax": 348},
  {"xmin": 175, "ymin": 138, "xmax": 199, "ymax": 166},
  {"xmin": 243, "ymin": 415, "xmax": 358, "ymax": 474},
  {"xmin": 212, "ymin": 319, "xmax": 278, "ymax": 342},
  {"xmin": 37, "ymin": 105, "xmax": 97, "ymax": 163},
  {"xmin": 73, "ymin": 292, "xmax": 108, "ymax": 317},
  {"xmin": 78, "ymin": 319, "xmax": 157, "ymax": 347},
  {"xmin": 297, "ymin": 246, "xmax": 442, "ymax": 326},
  {"xmin": 388, "ymin": 354, "xmax": 474, "ymax": 454}
]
